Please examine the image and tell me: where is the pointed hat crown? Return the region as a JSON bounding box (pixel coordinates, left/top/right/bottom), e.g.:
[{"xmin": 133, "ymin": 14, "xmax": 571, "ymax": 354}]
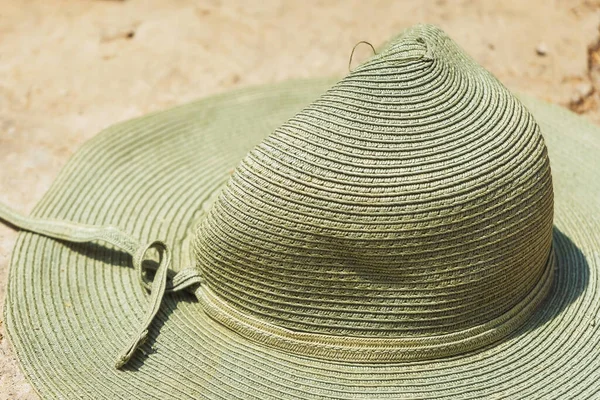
[{"xmin": 193, "ymin": 24, "xmax": 554, "ymax": 361}]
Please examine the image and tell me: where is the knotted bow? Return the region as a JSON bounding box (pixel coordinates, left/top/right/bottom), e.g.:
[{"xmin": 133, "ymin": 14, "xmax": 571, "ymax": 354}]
[{"xmin": 0, "ymin": 203, "xmax": 202, "ymax": 369}]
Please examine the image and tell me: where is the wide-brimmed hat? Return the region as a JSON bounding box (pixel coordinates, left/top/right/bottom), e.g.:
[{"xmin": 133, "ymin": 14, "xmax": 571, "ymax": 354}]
[{"xmin": 1, "ymin": 24, "xmax": 599, "ymax": 399}]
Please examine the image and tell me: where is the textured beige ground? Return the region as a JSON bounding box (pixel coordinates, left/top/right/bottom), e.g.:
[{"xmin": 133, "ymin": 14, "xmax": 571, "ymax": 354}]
[{"xmin": 1, "ymin": 1, "xmax": 600, "ymax": 398}]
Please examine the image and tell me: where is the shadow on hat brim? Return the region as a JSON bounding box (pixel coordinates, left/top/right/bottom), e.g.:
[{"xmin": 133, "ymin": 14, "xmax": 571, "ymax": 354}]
[{"xmin": 4, "ymin": 79, "xmax": 600, "ymax": 399}]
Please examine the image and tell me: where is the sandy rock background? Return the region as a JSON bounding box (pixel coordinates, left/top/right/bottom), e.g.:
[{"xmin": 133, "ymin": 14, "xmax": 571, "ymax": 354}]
[{"xmin": 1, "ymin": 1, "xmax": 600, "ymax": 398}]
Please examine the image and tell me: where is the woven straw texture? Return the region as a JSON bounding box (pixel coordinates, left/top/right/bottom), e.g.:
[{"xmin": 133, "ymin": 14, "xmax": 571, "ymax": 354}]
[
  {"xmin": 4, "ymin": 25, "xmax": 600, "ymax": 399},
  {"xmin": 194, "ymin": 25, "xmax": 554, "ymax": 363}
]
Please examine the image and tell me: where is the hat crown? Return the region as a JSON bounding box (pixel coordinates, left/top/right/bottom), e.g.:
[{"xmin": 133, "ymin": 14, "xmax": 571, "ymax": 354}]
[{"xmin": 194, "ymin": 25, "xmax": 553, "ymax": 347}]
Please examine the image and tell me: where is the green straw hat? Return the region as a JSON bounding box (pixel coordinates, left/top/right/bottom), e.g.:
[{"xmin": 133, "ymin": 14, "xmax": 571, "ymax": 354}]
[{"xmin": 1, "ymin": 24, "xmax": 599, "ymax": 399}]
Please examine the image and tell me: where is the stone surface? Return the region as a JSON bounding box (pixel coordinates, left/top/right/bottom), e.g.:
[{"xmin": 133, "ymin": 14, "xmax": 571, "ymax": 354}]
[{"xmin": 1, "ymin": 1, "xmax": 600, "ymax": 398}]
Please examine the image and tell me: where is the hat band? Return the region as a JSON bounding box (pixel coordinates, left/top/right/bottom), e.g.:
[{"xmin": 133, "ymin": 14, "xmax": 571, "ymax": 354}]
[
  {"xmin": 197, "ymin": 250, "xmax": 555, "ymax": 363},
  {"xmin": 0, "ymin": 201, "xmax": 555, "ymax": 365}
]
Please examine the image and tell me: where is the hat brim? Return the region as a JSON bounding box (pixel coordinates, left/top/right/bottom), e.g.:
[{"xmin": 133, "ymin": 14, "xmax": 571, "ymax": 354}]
[{"xmin": 5, "ymin": 79, "xmax": 600, "ymax": 399}]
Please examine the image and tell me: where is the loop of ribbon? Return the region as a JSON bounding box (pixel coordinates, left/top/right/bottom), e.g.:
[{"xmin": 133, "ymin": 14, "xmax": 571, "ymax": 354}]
[{"xmin": 0, "ymin": 202, "xmax": 202, "ymax": 369}]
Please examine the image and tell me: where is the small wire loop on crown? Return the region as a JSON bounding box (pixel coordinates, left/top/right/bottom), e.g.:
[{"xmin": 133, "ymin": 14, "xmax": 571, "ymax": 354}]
[{"xmin": 348, "ymin": 41, "xmax": 377, "ymax": 72}]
